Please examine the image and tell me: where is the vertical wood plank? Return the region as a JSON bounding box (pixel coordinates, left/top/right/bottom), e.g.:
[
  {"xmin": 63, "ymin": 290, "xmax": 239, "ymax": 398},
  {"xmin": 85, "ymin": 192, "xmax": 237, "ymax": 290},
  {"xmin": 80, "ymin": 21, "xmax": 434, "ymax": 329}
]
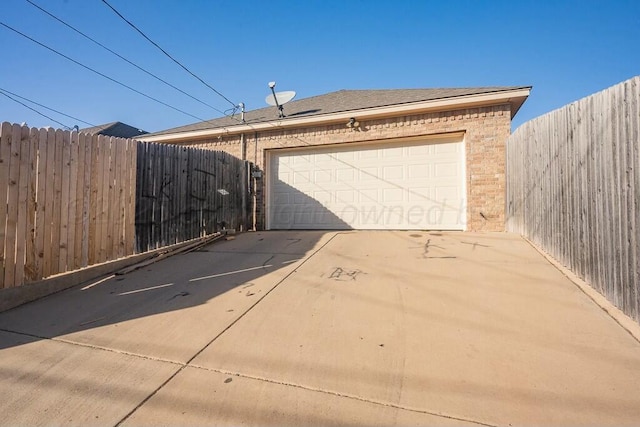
[
  {"xmin": 41, "ymin": 128, "xmax": 56, "ymax": 278},
  {"xmin": 4, "ymin": 124, "xmax": 23, "ymax": 287},
  {"xmin": 73, "ymin": 133, "xmax": 86, "ymax": 270},
  {"xmin": 134, "ymin": 142, "xmax": 146, "ymax": 253},
  {"xmin": 24, "ymin": 127, "xmax": 39, "ymax": 282},
  {"xmin": 13, "ymin": 125, "xmax": 31, "ymax": 286},
  {"xmin": 49, "ymin": 129, "xmax": 64, "ymax": 276},
  {"xmin": 0, "ymin": 122, "xmax": 13, "ymax": 288},
  {"xmin": 113, "ymin": 138, "xmax": 124, "ymax": 258},
  {"xmin": 125, "ymin": 139, "xmax": 137, "ymax": 255},
  {"xmin": 99, "ymin": 136, "xmax": 113, "ymax": 263},
  {"xmin": 58, "ymin": 130, "xmax": 71, "ymax": 273},
  {"xmin": 88, "ymin": 134, "xmax": 100, "ymax": 265},
  {"xmin": 33, "ymin": 128, "xmax": 48, "ymax": 281},
  {"xmin": 67, "ymin": 130, "xmax": 79, "ymax": 270},
  {"xmin": 81, "ymin": 133, "xmax": 92, "ymax": 267}
]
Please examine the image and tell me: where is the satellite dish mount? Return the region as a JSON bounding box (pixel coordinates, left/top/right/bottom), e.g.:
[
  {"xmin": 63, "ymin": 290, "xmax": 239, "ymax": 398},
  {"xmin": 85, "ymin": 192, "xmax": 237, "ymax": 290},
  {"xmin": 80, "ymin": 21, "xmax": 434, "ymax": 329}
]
[{"xmin": 265, "ymin": 81, "xmax": 296, "ymax": 118}]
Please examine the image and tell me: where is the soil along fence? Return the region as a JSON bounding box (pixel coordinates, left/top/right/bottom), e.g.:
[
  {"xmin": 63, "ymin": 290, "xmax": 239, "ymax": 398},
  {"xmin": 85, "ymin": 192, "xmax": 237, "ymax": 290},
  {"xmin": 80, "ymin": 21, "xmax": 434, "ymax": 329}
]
[
  {"xmin": 135, "ymin": 142, "xmax": 251, "ymax": 253},
  {"xmin": 0, "ymin": 122, "xmax": 251, "ymax": 292},
  {"xmin": 506, "ymin": 76, "xmax": 640, "ymax": 323}
]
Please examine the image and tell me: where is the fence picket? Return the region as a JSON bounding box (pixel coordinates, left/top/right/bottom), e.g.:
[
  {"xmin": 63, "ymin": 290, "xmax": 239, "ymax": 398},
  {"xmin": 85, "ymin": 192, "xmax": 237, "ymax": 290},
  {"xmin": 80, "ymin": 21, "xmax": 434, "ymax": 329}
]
[
  {"xmin": 33, "ymin": 128, "xmax": 48, "ymax": 280},
  {"xmin": 4, "ymin": 124, "xmax": 22, "ymax": 286},
  {"xmin": 67, "ymin": 131, "xmax": 79, "ymax": 270},
  {"xmin": 0, "ymin": 123, "xmax": 12, "ymax": 287},
  {"xmin": 507, "ymin": 76, "xmax": 640, "ymax": 323},
  {"xmin": 24, "ymin": 127, "xmax": 38, "ymax": 281},
  {"xmin": 13, "ymin": 125, "xmax": 31, "ymax": 286},
  {"xmin": 73, "ymin": 133, "xmax": 86, "ymax": 270},
  {"xmin": 0, "ymin": 124, "xmax": 252, "ymax": 289},
  {"xmin": 58, "ymin": 130, "xmax": 71, "ymax": 272}
]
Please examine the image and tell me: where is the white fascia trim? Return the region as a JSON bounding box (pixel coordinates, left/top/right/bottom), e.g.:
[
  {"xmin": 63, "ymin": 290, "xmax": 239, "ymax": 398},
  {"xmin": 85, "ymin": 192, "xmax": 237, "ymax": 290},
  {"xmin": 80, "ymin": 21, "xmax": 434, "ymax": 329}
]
[{"xmin": 139, "ymin": 89, "xmax": 531, "ymax": 143}]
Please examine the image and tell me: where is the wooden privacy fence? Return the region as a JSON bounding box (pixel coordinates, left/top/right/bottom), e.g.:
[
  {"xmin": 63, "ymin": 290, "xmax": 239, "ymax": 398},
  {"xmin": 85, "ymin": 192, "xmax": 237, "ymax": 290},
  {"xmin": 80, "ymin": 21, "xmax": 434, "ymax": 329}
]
[
  {"xmin": 0, "ymin": 122, "xmax": 137, "ymax": 289},
  {"xmin": 506, "ymin": 76, "xmax": 640, "ymax": 323},
  {"xmin": 1, "ymin": 122, "xmax": 253, "ymax": 290},
  {"xmin": 135, "ymin": 142, "xmax": 251, "ymax": 253}
]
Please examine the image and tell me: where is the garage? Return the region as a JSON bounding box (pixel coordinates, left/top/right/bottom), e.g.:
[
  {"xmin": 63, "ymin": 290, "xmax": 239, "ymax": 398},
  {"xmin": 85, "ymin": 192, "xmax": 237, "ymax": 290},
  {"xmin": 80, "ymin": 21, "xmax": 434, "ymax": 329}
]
[{"xmin": 267, "ymin": 134, "xmax": 466, "ymax": 230}]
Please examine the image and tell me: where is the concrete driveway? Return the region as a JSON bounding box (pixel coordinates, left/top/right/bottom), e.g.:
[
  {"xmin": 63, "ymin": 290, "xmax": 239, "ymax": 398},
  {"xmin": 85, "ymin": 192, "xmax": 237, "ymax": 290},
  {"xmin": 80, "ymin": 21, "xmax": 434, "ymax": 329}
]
[{"xmin": 1, "ymin": 231, "xmax": 640, "ymax": 426}]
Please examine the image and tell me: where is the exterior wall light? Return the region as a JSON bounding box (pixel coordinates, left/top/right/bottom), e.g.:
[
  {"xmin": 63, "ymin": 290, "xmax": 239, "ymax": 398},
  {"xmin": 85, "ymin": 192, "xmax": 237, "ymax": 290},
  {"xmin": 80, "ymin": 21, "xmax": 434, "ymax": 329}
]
[{"xmin": 347, "ymin": 117, "xmax": 360, "ymax": 130}]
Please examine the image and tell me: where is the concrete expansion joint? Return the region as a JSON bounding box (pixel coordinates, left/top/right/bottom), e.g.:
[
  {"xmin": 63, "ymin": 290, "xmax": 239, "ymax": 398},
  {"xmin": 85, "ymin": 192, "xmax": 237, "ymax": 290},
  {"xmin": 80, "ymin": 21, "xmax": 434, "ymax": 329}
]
[
  {"xmin": 186, "ymin": 363, "xmax": 498, "ymax": 427},
  {"xmin": 0, "ymin": 327, "xmax": 185, "ymax": 367}
]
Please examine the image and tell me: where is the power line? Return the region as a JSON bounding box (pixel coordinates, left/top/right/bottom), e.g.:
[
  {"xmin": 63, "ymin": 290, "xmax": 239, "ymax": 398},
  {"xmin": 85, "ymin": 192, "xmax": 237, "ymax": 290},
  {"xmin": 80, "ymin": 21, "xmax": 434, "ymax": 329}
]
[
  {"xmin": 101, "ymin": 0, "xmax": 237, "ymax": 108},
  {"xmin": 25, "ymin": 0, "xmax": 228, "ymax": 117},
  {"xmin": 0, "ymin": 21, "xmax": 209, "ymax": 124},
  {"xmin": 0, "ymin": 89, "xmax": 71, "ymax": 129},
  {"xmin": 0, "ymin": 87, "xmax": 95, "ymax": 127}
]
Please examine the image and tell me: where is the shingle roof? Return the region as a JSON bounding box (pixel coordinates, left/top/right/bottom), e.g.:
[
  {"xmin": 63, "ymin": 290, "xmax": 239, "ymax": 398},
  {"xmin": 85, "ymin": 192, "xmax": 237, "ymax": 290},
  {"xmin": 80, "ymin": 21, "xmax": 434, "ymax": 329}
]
[
  {"xmin": 145, "ymin": 86, "xmax": 530, "ymax": 137},
  {"xmin": 80, "ymin": 121, "xmax": 148, "ymax": 138}
]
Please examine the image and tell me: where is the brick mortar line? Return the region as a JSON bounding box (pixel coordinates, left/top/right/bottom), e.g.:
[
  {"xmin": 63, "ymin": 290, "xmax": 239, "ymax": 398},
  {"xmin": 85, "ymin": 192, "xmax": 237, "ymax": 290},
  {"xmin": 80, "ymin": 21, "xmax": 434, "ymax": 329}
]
[{"xmin": 186, "ymin": 363, "xmax": 497, "ymax": 427}]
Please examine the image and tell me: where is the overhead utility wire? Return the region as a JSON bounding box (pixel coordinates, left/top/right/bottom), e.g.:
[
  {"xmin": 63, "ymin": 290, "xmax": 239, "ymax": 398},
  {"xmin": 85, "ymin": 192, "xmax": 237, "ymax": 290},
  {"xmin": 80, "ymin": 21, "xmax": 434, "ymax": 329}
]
[
  {"xmin": 25, "ymin": 0, "xmax": 228, "ymax": 117},
  {"xmin": 101, "ymin": 0, "xmax": 237, "ymax": 108},
  {"xmin": 0, "ymin": 89, "xmax": 71, "ymax": 129},
  {"xmin": 0, "ymin": 21, "xmax": 209, "ymax": 124},
  {"xmin": 0, "ymin": 87, "xmax": 95, "ymax": 127}
]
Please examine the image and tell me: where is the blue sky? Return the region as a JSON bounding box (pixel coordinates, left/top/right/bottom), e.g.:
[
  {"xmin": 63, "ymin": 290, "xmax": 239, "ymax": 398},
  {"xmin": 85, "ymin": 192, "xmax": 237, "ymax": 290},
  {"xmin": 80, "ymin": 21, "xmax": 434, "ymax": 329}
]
[{"xmin": 1, "ymin": 0, "xmax": 638, "ymax": 132}]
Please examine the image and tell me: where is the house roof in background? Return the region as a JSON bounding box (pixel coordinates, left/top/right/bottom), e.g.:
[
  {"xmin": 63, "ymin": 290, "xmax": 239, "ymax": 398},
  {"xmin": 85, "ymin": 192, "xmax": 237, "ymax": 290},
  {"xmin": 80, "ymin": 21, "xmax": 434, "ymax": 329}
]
[
  {"xmin": 80, "ymin": 121, "xmax": 148, "ymax": 138},
  {"xmin": 144, "ymin": 86, "xmax": 531, "ymax": 139}
]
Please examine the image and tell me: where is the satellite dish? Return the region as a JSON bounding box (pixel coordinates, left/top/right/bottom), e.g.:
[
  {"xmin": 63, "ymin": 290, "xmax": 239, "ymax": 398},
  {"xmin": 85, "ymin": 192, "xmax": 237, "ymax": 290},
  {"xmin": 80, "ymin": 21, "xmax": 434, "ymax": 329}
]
[
  {"xmin": 265, "ymin": 90, "xmax": 296, "ymax": 107},
  {"xmin": 265, "ymin": 81, "xmax": 296, "ymax": 118}
]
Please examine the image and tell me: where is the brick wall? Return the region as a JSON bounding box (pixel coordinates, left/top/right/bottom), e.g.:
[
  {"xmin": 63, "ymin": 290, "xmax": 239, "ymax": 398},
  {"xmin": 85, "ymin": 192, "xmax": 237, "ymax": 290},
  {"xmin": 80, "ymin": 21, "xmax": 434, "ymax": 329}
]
[{"xmin": 182, "ymin": 104, "xmax": 512, "ymax": 231}]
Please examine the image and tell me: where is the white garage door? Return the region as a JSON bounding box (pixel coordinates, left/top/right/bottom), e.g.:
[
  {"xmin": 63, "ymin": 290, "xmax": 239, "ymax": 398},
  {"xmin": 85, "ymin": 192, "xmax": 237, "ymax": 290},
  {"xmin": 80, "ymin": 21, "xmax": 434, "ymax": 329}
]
[{"xmin": 267, "ymin": 136, "xmax": 466, "ymax": 230}]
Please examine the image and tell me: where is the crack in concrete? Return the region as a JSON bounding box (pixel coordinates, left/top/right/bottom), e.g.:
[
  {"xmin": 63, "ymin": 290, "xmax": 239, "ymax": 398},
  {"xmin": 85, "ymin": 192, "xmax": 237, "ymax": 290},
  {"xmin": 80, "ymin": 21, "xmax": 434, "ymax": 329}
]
[
  {"xmin": 114, "ymin": 232, "xmax": 344, "ymax": 426},
  {"xmin": 2, "ymin": 232, "xmax": 498, "ymax": 427},
  {"xmin": 1, "ymin": 325, "xmax": 496, "ymax": 426},
  {"xmin": 186, "ymin": 363, "xmax": 497, "ymax": 427},
  {"xmin": 0, "ymin": 328, "xmax": 184, "ymax": 367}
]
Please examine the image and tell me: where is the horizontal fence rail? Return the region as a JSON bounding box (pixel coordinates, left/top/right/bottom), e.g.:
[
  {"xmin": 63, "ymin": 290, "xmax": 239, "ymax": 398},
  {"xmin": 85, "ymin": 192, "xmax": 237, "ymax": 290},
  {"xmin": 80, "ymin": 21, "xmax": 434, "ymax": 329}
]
[
  {"xmin": 506, "ymin": 76, "xmax": 640, "ymax": 323},
  {"xmin": 0, "ymin": 122, "xmax": 137, "ymax": 289}
]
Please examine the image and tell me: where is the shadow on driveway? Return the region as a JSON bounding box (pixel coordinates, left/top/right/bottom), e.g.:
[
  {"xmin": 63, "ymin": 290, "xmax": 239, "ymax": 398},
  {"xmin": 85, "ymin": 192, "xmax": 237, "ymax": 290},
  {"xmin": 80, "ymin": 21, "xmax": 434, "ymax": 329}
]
[{"xmin": 0, "ymin": 230, "xmax": 334, "ymax": 362}]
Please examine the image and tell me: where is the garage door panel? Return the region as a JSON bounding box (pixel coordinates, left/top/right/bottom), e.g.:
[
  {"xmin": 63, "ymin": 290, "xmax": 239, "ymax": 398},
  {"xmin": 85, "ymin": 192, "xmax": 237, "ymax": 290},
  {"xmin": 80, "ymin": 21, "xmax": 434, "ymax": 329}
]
[
  {"xmin": 408, "ymin": 164, "xmax": 430, "ymax": 179},
  {"xmin": 312, "ymin": 191, "xmax": 331, "ymax": 204},
  {"xmin": 383, "ymin": 147, "xmax": 404, "ymax": 158},
  {"xmin": 407, "ymin": 145, "xmax": 430, "ymax": 156},
  {"xmin": 268, "ymin": 138, "xmax": 465, "ymax": 230},
  {"xmin": 382, "ymin": 188, "xmax": 404, "ymax": 203},
  {"xmin": 292, "ymin": 170, "xmax": 310, "ymax": 184},
  {"xmin": 383, "ymin": 165, "xmax": 404, "ymax": 181},
  {"xmin": 407, "ymin": 187, "xmax": 433, "ymax": 203},
  {"xmin": 336, "ymin": 190, "xmax": 356, "ymax": 203},
  {"xmin": 336, "ymin": 151, "xmax": 355, "ymax": 161},
  {"xmin": 359, "ymin": 166, "xmax": 379, "ymax": 178},
  {"xmin": 358, "ymin": 150, "xmax": 379, "ymax": 160},
  {"xmin": 272, "ymin": 193, "xmax": 290, "ymax": 205},
  {"xmin": 336, "ymin": 169, "xmax": 354, "ymax": 181},
  {"xmin": 313, "ymin": 169, "xmax": 332, "ymax": 183},
  {"xmin": 435, "ymin": 143, "xmax": 459, "ymax": 154},
  {"xmin": 435, "ymin": 162, "xmax": 460, "ymax": 177}
]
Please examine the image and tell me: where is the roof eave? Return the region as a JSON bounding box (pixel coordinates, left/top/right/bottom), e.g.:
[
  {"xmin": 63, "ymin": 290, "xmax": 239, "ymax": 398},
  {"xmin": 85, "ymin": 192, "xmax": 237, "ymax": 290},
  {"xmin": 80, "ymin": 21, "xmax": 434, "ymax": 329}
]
[{"xmin": 138, "ymin": 88, "xmax": 531, "ymax": 143}]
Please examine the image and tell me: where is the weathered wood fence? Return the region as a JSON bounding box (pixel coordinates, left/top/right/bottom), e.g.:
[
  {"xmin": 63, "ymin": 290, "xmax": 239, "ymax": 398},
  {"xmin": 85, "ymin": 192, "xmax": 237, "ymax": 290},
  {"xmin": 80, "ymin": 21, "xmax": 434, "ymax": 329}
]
[
  {"xmin": 0, "ymin": 122, "xmax": 137, "ymax": 289},
  {"xmin": 1, "ymin": 122, "xmax": 252, "ymax": 290},
  {"xmin": 135, "ymin": 142, "xmax": 250, "ymax": 253},
  {"xmin": 506, "ymin": 76, "xmax": 640, "ymax": 323}
]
